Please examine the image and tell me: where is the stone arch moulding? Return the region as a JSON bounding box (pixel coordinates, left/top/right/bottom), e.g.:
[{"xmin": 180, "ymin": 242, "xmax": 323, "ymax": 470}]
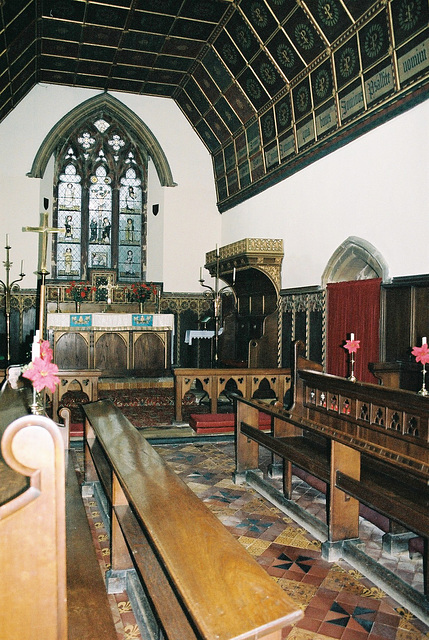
[
  {"xmin": 321, "ymin": 236, "xmax": 390, "ymax": 287},
  {"xmin": 27, "ymin": 92, "xmax": 176, "ymax": 187}
]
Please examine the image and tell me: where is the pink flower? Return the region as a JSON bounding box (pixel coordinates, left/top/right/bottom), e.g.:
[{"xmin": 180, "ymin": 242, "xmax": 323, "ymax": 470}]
[
  {"xmin": 344, "ymin": 339, "xmax": 360, "ymax": 354},
  {"xmin": 22, "ymin": 357, "xmax": 60, "ymax": 393},
  {"xmin": 39, "ymin": 340, "xmax": 53, "ymax": 362},
  {"xmin": 411, "ymin": 343, "xmax": 429, "ymax": 365}
]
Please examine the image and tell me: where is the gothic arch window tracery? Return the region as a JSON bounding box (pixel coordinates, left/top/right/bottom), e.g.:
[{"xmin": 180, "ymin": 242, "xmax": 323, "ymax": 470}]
[{"xmin": 54, "ymin": 115, "xmax": 147, "ymax": 283}]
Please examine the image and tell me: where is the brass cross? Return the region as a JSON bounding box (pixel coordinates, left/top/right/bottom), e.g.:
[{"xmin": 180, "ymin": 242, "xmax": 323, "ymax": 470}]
[{"xmin": 22, "ymin": 211, "xmax": 65, "ymax": 273}]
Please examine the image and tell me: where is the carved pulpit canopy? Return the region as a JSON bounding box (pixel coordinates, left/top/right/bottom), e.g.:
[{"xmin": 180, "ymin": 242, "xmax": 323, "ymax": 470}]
[{"xmin": 205, "ymin": 238, "xmax": 284, "ymax": 292}]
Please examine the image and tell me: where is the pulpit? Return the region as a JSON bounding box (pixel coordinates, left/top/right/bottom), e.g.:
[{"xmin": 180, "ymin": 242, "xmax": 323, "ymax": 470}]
[{"xmin": 47, "ymin": 312, "xmax": 174, "ymax": 377}]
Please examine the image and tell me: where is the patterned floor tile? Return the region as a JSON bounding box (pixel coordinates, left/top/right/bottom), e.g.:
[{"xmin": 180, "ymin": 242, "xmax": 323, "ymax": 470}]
[{"xmin": 73, "ymin": 441, "xmax": 429, "ymax": 640}]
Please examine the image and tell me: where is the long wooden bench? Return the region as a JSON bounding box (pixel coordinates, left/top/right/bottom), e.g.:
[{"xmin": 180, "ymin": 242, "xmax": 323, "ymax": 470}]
[
  {"xmin": 83, "ymin": 399, "xmax": 303, "ymax": 640},
  {"xmin": 174, "ymin": 367, "xmax": 291, "ymax": 422},
  {"xmin": 0, "ymin": 382, "xmax": 117, "ymax": 640},
  {"xmin": 234, "ymin": 342, "xmax": 429, "ymax": 605}
]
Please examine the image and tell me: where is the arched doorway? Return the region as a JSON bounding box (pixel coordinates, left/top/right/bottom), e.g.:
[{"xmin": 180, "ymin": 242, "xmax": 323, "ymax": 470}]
[{"xmin": 323, "ymin": 237, "xmax": 389, "ymax": 383}]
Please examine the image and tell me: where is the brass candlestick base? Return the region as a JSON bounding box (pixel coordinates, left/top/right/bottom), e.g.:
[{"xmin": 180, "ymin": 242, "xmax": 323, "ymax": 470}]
[
  {"xmin": 348, "ymin": 353, "xmax": 356, "ymax": 382},
  {"xmin": 418, "ymin": 363, "xmax": 428, "ymax": 396}
]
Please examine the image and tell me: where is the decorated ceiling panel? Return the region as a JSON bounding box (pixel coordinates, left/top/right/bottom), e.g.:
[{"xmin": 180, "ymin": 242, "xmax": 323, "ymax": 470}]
[{"xmin": 0, "ymin": 0, "xmax": 427, "ymax": 211}]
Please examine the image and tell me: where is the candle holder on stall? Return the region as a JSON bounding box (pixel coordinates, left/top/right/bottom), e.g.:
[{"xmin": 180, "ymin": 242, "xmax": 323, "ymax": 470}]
[
  {"xmin": 418, "ymin": 363, "xmax": 428, "ymax": 396},
  {"xmin": 412, "ymin": 339, "xmax": 429, "ymax": 397},
  {"xmin": 348, "ymin": 351, "xmax": 357, "ymax": 382},
  {"xmin": 344, "ymin": 335, "xmax": 360, "ymax": 383},
  {"xmin": 0, "ymin": 239, "xmax": 25, "ymax": 366}
]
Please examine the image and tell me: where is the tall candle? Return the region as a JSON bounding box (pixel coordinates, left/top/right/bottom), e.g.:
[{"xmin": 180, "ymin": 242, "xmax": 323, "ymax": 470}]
[
  {"xmin": 423, "ymin": 337, "xmax": 427, "ymax": 345},
  {"xmin": 350, "ymin": 333, "xmax": 354, "ymax": 341},
  {"xmin": 32, "ymin": 334, "xmax": 40, "ymax": 361},
  {"xmin": 200, "ymin": 267, "xmax": 203, "ymax": 281},
  {"xmin": 20, "ymin": 260, "xmax": 24, "ymax": 274},
  {"xmin": 5, "ymin": 234, "xmax": 9, "ymax": 246},
  {"xmin": 232, "ymin": 267, "xmax": 236, "ymax": 284}
]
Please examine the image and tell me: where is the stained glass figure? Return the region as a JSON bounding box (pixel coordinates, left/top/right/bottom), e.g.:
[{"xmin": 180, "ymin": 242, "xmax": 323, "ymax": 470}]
[{"xmin": 54, "ymin": 117, "xmax": 147, "ymax": 282}]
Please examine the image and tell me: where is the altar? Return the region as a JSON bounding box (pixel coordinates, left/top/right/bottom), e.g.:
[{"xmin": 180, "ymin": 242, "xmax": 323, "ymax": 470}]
[{"xmin": 47, "ymin": 313, "xmax": 175, "ymax": 377}]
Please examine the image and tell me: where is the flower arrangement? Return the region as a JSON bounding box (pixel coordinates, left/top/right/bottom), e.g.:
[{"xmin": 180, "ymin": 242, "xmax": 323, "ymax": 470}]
[
  {"xmin": 344, "ymin": 337, "xmax": 360, "ymax": 354},
  {"xmin": 411, "ymin": 341, "xmax": 429, "ymax": 365},
  {"xmin": 22, "ymin": 339, "xmax": 60, "ymax": 394},
  {"xmin": 66, "ymin": 280, "xmax": 96, "ymax": 302},
  {"xmin": 126, "ymin": 282, "xmax": 157, "ymax": 303}
]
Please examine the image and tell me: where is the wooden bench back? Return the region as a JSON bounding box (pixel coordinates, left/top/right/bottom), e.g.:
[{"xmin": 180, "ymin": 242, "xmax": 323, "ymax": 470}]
[
  {"xmin": 84, "ymin": 400, "xmax": 303, "ymax": 640},
  {"xmin": 0, "ymin": 414, "xmax": 67, "ymax": 640},
  {"xmin": 289, "ymin": 342, "xmax": 429, "ymax": 480}
]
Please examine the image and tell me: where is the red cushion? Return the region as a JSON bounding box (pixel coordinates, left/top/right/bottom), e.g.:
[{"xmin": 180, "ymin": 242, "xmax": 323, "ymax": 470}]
[
  {"xmin": 70, "ymin": 423, "xmax": 84, "ymax": 437},
  {"xmin": 189, "ymin": 412, "xmax": 271, "ymax": 434}
]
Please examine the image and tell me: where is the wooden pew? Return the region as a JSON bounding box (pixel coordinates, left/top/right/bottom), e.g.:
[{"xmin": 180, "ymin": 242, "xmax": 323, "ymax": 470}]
[
  {"xmin": 0, "ymin": 383, "xmax": 117, "ymax": 640},
  {"xmin": 234, "ymin": 341, "xmax": 429, "ymax": 601},
  {"xmin": 174, "ymin": 366, "xmax": 291, "ymax": 421},
  {"xmin": 83, "ymin": 399, "xmax": 303, "ymax": 640}
]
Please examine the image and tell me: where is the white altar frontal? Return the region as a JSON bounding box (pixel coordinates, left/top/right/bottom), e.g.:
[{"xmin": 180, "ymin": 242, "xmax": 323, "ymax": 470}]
[{"xmin": 47, "ymin": 313, "xmax": 175, "ymax": 376}]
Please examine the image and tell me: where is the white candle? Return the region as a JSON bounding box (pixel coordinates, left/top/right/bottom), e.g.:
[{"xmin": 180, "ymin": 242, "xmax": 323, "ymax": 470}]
[
  {"xmin": 200, "ymin": 267, "xmax": 203, "ymax": 281},
  {"xmin": 233, "ymin": 267, "xmax": 236, "ymax": 284},
  {"xmin": 5, "ymin": 234, "xmax": 9, "ymax": 246},
  {"xmin": 350, "ymin": 333, "xmax": 354, "ymax": 341},
  {"xmin": 32, "ymin": 335, "xmax": 40, "ymax": 361},
  {"xmin": 20, "ymin": 260, "xmax": 24, "ymax": 273},
  {"xmin": 422, "ymin": 337, "xmax": 427, "ymax": 345}
]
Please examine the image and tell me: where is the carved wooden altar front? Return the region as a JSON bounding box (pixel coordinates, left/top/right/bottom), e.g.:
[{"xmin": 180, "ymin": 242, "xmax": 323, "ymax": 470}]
[{"xmin": 47, "ymin": 313, "xmax": 174, "ymax": 377}]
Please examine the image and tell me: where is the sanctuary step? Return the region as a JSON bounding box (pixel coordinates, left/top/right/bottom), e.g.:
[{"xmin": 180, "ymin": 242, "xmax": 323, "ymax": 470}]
[{"xmin": 189, "ymin": 411, "xmax": 271, "ymax": 434}]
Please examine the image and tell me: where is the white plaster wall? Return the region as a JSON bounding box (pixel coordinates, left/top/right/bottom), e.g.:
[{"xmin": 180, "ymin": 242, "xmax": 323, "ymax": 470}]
[
  {"xmin": 0, "ymin": 84, "xmax": 221, "ymax": 291},
  {"xmin": 221, "ymin": 99, "xmax": 429, "ymax": 289},
  {"xmin": 0, "ymin": 84, "xmax": 427, "ymax": 293}
]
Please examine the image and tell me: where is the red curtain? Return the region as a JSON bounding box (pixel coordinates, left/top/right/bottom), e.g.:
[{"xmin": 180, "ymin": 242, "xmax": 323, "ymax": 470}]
[{"xmin": 326, "ymin": 279, "xmax": 381, "ymax": 383}]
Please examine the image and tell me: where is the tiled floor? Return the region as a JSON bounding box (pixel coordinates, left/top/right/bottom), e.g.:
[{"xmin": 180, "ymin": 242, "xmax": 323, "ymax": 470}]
[{"xmin": 75, "ymin": 440, "xmax": 429, "ymax": 640}]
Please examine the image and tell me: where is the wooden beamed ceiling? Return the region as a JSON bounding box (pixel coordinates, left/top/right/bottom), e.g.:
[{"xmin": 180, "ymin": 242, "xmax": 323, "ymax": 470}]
[{"xmin": 1, "ymin": 0, "xmax": 428, "ymax": 209}]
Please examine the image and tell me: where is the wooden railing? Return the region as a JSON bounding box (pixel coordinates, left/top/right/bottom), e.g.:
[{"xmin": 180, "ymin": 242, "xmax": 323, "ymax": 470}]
[
  {"xmin": 235, "ymin": 342, "xmax": 429, "ymax": 601},
  {"xmin": 173, "ymin": 367, "xmax": 291, "ymax": 421}
]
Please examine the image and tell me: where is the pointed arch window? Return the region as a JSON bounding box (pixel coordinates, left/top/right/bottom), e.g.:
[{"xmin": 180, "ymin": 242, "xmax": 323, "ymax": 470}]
[{"xmin": 54, "ymin": 115, "xmax": 147, "ymax": 283}]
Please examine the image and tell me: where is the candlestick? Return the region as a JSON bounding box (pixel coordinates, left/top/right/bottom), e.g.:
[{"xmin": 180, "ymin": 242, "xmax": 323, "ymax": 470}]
[
  {"xmin": 418, "ymin": 337, "xmax": 428, "ymax": 396},
  {"xmin": 32, "ymin": 334, "xmax": 41, "ymax": 361},
  {"xmin": 199, "ymin": 246, "xmax": 235, "ymax": 367},
  {"xmin": 418, "ymin": 363, "xmax": 428, "ymax": 396},
  {"xmin": 0, "ymin": 242, "xmax": 26, "ymax": 365}
]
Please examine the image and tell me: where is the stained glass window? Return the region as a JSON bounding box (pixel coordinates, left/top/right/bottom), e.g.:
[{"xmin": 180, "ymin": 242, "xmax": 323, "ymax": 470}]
[
  {"xmin": 54, "ymin": 117, "xmax": 147, "ymax": 282},
  {"xmin": 57, "ymin": 164, "xmax": 82, "ymax": 278}
]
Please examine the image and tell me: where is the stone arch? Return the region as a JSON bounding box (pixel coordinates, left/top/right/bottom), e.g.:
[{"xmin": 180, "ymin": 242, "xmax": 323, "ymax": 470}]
[
  {"xmin": 27, "ymin": 92, "xmax": 176, "ymax": 187},
  {"xmin": 321, "ymin": 236, "xmax": 389, "ymax": 286}
]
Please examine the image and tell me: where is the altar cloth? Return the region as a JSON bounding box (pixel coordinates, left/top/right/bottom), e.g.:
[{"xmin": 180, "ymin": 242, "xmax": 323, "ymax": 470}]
[{"xmin": 47, "ymin": 312, "xmax": 174, "ymax": 331}]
